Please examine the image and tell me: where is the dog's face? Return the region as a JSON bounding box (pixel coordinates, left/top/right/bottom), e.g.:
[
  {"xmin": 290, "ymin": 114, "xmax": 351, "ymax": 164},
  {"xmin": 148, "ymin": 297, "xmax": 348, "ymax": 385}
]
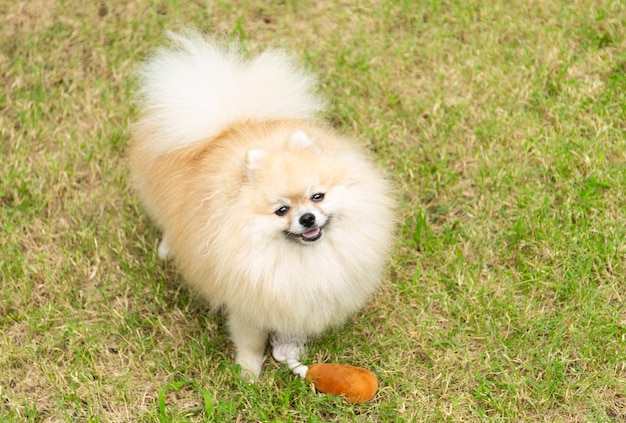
[
  {"xmin": 274, "ymin": 188, "xmax": 329, "ymax": 244},
  {"xmin": 242, "ymin": 130, "xmax": 348, "ymax": 245}
]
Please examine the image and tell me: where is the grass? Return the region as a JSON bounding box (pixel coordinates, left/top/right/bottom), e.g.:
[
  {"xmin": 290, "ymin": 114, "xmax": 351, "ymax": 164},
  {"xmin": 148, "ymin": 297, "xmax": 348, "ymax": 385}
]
[{"xmin": 1, "ymin": 0, "xmax": 626, "ymax": 421}]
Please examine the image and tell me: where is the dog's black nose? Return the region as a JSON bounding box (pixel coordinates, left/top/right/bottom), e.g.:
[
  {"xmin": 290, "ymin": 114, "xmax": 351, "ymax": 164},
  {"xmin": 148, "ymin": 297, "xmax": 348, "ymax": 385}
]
[{"xmin": 299, "ymin": 213, "xmax": 316, "ymax": 228}]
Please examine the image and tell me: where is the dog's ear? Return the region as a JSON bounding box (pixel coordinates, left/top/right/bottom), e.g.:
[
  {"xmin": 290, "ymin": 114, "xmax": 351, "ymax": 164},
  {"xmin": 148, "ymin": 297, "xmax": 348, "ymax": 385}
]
[
  {"xmin": 245, "ymin": 148, "xmax": 268, "ymax": 170},
  {"xmin": 288, "ymin": 130, "xmax": 314, "ymax": 148}
]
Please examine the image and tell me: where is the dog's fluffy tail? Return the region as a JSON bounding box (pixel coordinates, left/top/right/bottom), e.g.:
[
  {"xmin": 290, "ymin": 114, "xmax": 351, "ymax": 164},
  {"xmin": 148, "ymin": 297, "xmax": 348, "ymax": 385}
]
[{"xmin": 133, "ymin": 30, "xmax": 325, "ymax": 152}]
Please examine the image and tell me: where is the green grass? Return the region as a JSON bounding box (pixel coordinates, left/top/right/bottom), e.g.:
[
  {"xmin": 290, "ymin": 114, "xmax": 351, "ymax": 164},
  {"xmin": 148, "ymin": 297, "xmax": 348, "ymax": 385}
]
[{"xmin": 2, "ymin": 0, "xmax": 626, "ymax": 421}]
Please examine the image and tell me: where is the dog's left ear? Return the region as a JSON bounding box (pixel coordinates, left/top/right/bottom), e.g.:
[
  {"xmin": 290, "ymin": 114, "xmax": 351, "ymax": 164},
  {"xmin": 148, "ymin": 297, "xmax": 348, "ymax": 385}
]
[{"xmin": 288, "ymin": 130, "xmax": 315, "ymax": 149}]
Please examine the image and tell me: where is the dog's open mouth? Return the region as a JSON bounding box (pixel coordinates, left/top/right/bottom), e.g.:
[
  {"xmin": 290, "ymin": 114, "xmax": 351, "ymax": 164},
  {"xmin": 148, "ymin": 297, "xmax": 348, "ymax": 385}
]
[
  {"xmin": 286, "ymin": 226, "xmax": 324, "ymax": 243},
  {"xmin": 301, "ymin": 227, "xmax": 322, "ymax": 242}
]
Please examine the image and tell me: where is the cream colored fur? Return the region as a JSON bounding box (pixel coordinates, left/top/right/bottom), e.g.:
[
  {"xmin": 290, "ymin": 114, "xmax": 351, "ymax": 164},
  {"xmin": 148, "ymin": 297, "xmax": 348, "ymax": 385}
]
[{"xmin": 129, "ymin": 31, "xmax": 395, "ymax": 377}]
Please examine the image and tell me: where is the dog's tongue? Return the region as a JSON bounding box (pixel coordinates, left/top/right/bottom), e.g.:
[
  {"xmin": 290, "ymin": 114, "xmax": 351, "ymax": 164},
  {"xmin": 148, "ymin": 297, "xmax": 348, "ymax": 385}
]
[{"xmin": 302, "ymin": 228, "xmax": 320, "ymax": 239}]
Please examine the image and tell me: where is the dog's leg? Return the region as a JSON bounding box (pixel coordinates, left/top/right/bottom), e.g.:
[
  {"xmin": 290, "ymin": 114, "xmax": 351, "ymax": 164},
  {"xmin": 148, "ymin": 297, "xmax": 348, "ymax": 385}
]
[
  {"xmin": 270, "ymin": 333, "xmax": 308, "ymax": 377},
  {"xmin": 228, "ymin": 315, "xmax": 267, "ymax": 379},
  {"xmin": 157, "ymin": 234, "xmax": 171, "ymax": 260}
]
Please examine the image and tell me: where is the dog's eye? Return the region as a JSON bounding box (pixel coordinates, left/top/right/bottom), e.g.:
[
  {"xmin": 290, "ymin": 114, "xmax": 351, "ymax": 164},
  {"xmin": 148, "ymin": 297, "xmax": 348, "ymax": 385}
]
[
  {"xmin": 310, "ymin": 192, "xmax": 325, "ymax": 202},
  {"xmin": 275, "ymin": 205, "xmax": 290, "ymax": 216}
]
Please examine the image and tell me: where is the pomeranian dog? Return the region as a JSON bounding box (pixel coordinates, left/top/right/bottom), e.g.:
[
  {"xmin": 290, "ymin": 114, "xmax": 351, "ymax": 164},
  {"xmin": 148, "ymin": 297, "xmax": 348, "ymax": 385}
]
[{"xmin": 129, "ymin": 31, "xmax": 395, "ymax": 378}]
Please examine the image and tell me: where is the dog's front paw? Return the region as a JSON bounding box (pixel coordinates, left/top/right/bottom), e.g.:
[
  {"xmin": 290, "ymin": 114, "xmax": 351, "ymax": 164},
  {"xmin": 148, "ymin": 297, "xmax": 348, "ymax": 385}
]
[
  {"xmin": 236, "ymin": 352, "xmax": 264, "ymax": 381},
  {"xmin": 270, "ymin": 333, "xmax": 308, "ymax": 377},
  {"xmin": 228, "ymin": 316, "xmax": 267, "ymax": 380},
  {"xmin": 270, "ymin": 333, "xmax": 306, "ymax": 363}
]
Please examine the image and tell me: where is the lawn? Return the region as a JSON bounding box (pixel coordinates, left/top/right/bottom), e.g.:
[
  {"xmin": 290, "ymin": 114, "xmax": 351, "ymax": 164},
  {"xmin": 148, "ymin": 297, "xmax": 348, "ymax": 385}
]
[{"xmin": 1, "ymin": 0, "xmax": 625, "ymax": 421}]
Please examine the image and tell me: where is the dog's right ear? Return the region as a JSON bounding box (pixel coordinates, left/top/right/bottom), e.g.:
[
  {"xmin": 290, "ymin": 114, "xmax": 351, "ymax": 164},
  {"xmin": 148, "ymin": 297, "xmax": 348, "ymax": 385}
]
[{"xmin": 245, "ymin": 148, "xmax": 268, "ymax": 171}]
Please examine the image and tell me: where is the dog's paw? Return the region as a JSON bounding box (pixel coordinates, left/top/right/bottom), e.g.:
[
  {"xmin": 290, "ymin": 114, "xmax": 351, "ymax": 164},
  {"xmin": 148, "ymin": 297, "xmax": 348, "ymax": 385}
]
[
  {"xmin": 270, "ymin": 333, "xmax": 306, "ymax": 363},
  {"xmin": 157, "ymin": 236, "xmax": 171, "ymax": 260},
  {"xmin": 270, "ymin": 333, "xmax": 308, "ymax": 377},
  {"xmin": 236, "ymin": 354, "xmax": 264, "ymax": 381}
]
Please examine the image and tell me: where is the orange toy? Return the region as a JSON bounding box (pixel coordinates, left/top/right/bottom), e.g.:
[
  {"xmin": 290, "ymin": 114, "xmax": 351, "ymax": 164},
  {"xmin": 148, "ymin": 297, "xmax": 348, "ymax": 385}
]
[
  {"xmin": 305, "ymin": 363, "xmax": 378, "ymax": 403},
  {"xmin": 271, "ymin": 335, "xmax": 378, "ymax": 403}
]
